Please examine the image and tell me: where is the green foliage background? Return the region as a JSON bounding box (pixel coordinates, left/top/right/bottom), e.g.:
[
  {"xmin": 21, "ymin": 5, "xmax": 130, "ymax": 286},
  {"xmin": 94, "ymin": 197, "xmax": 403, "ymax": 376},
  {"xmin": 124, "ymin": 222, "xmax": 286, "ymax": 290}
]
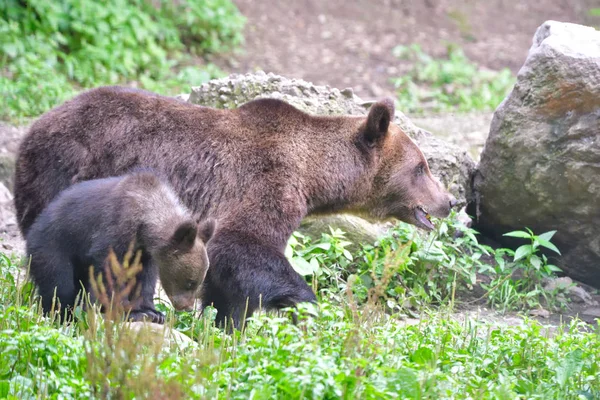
[{"xmin": 0, "ymin": 0, "xmax": 245, "ymax": 121}]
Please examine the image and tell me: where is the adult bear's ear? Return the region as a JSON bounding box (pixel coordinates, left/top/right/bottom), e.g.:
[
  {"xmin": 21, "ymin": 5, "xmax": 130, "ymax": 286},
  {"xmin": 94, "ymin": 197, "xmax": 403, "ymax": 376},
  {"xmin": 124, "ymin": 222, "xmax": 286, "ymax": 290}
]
[
  {"xmin": 362, "ymin": 98, "xmax": 395, "ymax": 147},
  {"xmin": 170, "ymin": 221, "xmax": 198, "ymax": 251}
]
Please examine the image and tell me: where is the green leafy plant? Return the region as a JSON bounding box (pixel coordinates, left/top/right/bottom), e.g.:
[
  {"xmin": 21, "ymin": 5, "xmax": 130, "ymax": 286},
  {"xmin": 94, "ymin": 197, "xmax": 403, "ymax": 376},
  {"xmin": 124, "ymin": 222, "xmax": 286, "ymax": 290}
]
[
  {"xmin": 504, "ymin": 228, "xmax": 561, "ymax": 280},
  {"xmin": 0, "ymin": 0, "xmax": 245, "ymax": 121},
  {"xmin": 483, "ymin": 229, "xmax": 563, "ymax": 311},
  {"xmin": 159, "ymin": 0, "xmax": 245, "ymax": 55},
  {"xmin": 344, "ymin": 213, "xmax": 495, "ymax": 310},
  {"xmin": 391, "ymin": 43, "xmax": 515, "ymax": 114},
  {"xmin": 286, "ymin": 228, "xmax": 355, "ymax": 294},
  {"xmin": 286, "ymin": 212, "xmax": 567, "ymax": 316}
]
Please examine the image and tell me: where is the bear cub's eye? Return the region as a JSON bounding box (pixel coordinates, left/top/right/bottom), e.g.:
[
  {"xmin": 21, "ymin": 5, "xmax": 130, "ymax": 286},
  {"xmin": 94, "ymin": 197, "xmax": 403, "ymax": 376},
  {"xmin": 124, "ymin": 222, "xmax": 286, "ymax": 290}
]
[{"xmin": 186, "ymin": 280, "xmax": 197, "ymax": 290}]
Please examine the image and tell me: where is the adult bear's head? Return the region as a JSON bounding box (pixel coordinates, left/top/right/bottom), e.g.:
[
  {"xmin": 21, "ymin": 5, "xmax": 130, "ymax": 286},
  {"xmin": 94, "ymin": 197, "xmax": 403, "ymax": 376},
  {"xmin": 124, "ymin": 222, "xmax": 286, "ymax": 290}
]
[{"xmin": 356, "ymin": 98, "xmax": 457, "ymax": 230}]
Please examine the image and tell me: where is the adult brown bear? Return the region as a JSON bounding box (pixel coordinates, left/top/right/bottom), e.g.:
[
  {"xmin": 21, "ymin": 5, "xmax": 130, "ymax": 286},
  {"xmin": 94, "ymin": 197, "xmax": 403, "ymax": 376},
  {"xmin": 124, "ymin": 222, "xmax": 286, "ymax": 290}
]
[{"xmin": 14, "ymin": 86, "xmax": 456, "ymax": 329}]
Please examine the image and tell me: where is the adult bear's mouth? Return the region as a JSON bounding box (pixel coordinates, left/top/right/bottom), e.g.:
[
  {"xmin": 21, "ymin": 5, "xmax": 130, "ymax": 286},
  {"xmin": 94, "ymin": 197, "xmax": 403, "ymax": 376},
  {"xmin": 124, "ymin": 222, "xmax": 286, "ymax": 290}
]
[{"xmin": 414, "ymin": 206, "xmax": 434, "ymax": 230}]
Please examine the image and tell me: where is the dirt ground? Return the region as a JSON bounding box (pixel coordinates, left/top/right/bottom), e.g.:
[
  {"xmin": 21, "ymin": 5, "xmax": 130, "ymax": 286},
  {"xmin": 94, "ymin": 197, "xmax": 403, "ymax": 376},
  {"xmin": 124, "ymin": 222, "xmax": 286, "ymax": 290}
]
[
  {"xmin": 218, "ymin": 0, "xmax": 596, "ymax": 100},
  {"xmin": 211, "ymin": 0, "xmax": 597, "ymax": 160}
]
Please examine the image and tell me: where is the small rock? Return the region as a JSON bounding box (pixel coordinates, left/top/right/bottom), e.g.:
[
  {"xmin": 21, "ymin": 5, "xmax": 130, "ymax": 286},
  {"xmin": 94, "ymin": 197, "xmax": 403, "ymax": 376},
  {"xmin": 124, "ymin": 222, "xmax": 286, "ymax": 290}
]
[
  {"xmin": 267, "ymin": 73, "xmax": 281, "ymax": 83},
  {"xmin": 126, "ymin": 322, "xmax": 196, "ymax": 349},
  {"xmin": 340, "ymin": 87, "xmax": 354, "ymax": 98},
  {"xmin": 568, "ymin": 286, "xmax": 597, "ymax": 305},
  {"xmin": 173, "ymin": 93, "xmax": 190, "ymax": 102},
  {"xmin": 282, "ymin": 86, "xmax": 301, "ymax": 97},
  {"xmin": 456, "ymin": 207, "xmax": 472, "ymax": 228},
  {"xmin": 397, "ymin": 318, "xmax": 420, "ymax": 327},
  {"xmin": 542, "ymin": 277, "xmax": 597, "ymax": 306},
  {"xmin": 543, "ymin": 277, "xmax": 573, "ymax": 292},
  {"xmin": 529, "ymin": 308, "xmax": 551, "ymax": 318},
  {"xmin": 452, "ymin": 207, "xmax": 473, "ymax": 239}
]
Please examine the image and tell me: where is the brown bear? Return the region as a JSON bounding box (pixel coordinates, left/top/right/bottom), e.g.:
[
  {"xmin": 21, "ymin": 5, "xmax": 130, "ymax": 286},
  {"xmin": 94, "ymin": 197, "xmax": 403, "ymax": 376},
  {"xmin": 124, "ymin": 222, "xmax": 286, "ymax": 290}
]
[
  {"xmin": 25, "ymin": 170, "xmax": 215, "ymax": 323},
  {"xmin": 14, "ymin": 86, "xmax": 456, "ymax": 329}
]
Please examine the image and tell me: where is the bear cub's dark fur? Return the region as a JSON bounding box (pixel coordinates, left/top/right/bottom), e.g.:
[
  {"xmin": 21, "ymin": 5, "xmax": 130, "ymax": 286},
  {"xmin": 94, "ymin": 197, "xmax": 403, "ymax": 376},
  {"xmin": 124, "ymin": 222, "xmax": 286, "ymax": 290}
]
[{"xmin": 25, "ymin": 171, "xmax": 215, "ymax": 323}]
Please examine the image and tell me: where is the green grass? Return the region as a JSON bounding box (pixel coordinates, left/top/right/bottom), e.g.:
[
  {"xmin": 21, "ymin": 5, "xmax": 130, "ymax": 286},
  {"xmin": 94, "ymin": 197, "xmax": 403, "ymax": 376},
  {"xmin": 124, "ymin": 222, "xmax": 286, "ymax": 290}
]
[
  {"xmin": 392, "ymin": 44, "xmax": 515, "ymax": 115},
  {"xmin": 589, "ymin": 8, "xmax": 600, "ymax": 17},
  {"xmin": 0, "ymin": 0, "xmax": 245, "ymax": 122},
  {"xmin": 1, "ymin": 214, "xmax": 598, "ymax": 399}
]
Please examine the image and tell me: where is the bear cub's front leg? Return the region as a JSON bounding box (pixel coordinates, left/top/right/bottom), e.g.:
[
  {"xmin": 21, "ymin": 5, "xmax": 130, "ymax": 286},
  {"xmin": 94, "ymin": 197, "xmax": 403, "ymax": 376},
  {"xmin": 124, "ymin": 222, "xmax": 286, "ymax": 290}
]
[{"xmin": 126, "ymin": 259, "xmax": 165, "ymax": 324}]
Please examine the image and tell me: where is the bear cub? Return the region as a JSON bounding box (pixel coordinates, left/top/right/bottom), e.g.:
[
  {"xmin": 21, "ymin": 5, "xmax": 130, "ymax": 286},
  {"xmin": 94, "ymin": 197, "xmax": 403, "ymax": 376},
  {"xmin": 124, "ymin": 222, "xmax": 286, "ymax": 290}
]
[{"xmin": 25, "ymin": 170, "xmax": 215, "ymax": 323}]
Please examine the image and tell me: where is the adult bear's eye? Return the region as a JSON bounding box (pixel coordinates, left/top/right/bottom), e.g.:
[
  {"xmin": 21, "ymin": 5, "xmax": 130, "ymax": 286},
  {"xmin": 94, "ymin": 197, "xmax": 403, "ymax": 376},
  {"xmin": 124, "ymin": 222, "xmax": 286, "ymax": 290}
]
[{"xmin": 414, "ymin": 163, "xmax": 425, "ymax": 176}]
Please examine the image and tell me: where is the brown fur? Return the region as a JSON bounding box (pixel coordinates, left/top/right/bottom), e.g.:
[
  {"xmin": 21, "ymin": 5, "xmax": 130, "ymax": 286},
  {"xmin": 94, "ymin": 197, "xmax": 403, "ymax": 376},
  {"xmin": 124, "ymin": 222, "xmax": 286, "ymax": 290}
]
[{"xmin": 14, "ymin": 86, "xmax": 455, "ymax": 328}]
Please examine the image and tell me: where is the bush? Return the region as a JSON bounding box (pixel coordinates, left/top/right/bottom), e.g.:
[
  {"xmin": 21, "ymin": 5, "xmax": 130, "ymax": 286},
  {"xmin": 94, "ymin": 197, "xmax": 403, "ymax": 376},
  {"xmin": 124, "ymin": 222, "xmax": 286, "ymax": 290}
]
[
  {"xmin": 286, "ymin": 212, "xmax": 567, "ymax": 313},
  {"xmin": 160, "ymin": 0, "xmax": 245, "ymax": 55},
  {"xmin": 0, "ymin": 0, "xmax": 245, "ymax": 121}
]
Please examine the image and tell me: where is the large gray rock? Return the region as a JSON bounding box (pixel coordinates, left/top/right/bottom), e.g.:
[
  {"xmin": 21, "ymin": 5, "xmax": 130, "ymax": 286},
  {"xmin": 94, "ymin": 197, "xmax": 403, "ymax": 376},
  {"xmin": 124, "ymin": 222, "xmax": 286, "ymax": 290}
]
[
  {"xmin": 473, "ymin": 21, "xmax": 600, "ymax": 286},
  {"xmin": 188, "ymin": 72, "xmax": 475, "ymax": 246}
]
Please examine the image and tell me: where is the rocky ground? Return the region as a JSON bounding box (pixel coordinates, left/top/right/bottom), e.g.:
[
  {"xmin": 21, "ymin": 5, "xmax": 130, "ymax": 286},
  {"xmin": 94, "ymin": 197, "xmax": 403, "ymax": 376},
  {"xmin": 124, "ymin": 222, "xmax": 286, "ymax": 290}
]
[
  {"xmin": 0, "ymin": 123, "xmax": 25, "ymax": 255},
  {"xmin": 412, "ymin": 112, "xmax": 493, "ymax": 160}
]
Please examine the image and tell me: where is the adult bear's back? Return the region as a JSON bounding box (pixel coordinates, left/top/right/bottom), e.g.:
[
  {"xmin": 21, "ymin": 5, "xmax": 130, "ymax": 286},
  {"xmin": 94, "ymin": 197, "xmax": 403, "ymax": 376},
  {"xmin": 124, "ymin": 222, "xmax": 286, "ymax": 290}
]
[
  {"xmin": 13, "ymin": 86, "xmax": 227, "ymax": 235},
  {"xmin": 13, "ymin": 87, "xmax": 318, "ymax": 236}
]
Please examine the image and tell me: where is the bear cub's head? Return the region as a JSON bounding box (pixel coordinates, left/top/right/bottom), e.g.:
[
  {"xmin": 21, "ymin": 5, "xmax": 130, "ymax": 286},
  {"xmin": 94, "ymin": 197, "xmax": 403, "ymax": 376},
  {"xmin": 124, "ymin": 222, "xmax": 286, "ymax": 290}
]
[{"xmin": 153, "ymin": 218, "xmax": 216, "ymax": 311}]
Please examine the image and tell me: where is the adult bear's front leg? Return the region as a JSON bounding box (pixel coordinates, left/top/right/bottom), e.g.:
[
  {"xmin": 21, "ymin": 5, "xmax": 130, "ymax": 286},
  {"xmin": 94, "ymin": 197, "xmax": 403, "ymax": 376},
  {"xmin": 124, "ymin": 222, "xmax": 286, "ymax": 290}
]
[{"xmin": 201, "ymin": 230, "xmax": 317, "ymax": 331}]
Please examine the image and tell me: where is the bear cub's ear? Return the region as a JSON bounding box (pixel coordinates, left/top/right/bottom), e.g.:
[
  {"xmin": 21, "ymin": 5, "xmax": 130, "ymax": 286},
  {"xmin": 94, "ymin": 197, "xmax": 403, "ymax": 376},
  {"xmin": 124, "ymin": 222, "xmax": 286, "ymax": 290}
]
[
  {"xmin": 363, "ymin": 98, "xmax": 395, "ymax": 147},
  {"xmin": 170, "ymin": 221, "xmax": 198, "ymax": 252},
  {"xmin": 197, "ymin": 218, "xmax": 216, "ymax": 243}
]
